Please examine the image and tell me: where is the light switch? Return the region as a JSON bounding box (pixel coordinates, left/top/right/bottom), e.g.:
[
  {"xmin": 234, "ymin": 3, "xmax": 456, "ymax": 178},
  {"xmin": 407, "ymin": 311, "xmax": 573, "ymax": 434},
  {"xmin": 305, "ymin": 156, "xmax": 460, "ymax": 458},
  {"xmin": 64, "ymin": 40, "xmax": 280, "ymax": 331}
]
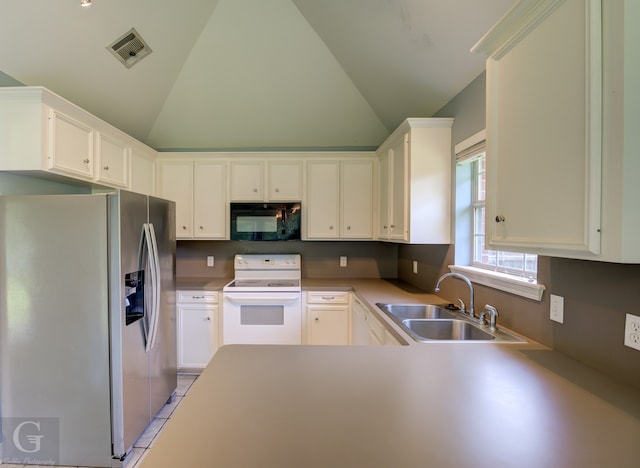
[
  {"xmin": 340, "ymin": 256, "xmax": 347, "ymax": 267},
  {"xmin": 412, "ymin": 261, "xmax": 418, "ymax": 274},
  {"xmin": 207, "ymin": 256, "xmax": 214, "ymax": 267}
]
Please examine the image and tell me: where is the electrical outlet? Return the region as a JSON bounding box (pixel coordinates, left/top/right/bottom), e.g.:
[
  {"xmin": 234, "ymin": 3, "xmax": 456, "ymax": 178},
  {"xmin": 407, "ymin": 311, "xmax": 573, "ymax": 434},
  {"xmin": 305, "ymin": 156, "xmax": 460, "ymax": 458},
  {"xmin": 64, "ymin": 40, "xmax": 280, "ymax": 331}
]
[
  {"xmin": 339, "ymin": 256, "xmax": 347, "ymax": 267},
  {"xmin": 412, "ymin": 261, "xmax": 418, "ymax": 274},
  {"xmin": 207, "ymin": 256, "xmax": 214, "ymax": 267},
  {"xmin": 550, "ymin": 294, "xmax": 564, "ymax": 323},
  {"xmin": 624, "ymin": 314, "xmax": 640, "ymax": 351}
]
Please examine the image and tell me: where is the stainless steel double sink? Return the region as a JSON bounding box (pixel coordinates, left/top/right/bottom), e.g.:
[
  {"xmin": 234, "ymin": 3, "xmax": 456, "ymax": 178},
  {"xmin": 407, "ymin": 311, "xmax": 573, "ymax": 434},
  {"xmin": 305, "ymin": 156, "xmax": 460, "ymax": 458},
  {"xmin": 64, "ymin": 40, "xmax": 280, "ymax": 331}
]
[{"xmin": 376, "ymin": 303, "xmax": 526, "ymax": 343}]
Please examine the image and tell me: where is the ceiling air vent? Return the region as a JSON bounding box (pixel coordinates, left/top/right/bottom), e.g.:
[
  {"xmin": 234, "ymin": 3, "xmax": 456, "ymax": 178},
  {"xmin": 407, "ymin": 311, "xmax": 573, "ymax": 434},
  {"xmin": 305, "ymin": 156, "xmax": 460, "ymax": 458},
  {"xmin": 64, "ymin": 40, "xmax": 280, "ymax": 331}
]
[{"xmin": 108, "ymin": 28, "xmax": 152, "ymax": 68}]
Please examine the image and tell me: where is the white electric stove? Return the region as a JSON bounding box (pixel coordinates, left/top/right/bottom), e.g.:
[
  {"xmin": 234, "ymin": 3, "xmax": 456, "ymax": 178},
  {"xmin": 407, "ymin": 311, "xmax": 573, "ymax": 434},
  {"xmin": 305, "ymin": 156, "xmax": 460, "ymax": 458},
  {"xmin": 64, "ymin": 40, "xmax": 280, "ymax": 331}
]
[{"xmin": 222, "ymin": 254, "xmax": 302, "ymax": 344}]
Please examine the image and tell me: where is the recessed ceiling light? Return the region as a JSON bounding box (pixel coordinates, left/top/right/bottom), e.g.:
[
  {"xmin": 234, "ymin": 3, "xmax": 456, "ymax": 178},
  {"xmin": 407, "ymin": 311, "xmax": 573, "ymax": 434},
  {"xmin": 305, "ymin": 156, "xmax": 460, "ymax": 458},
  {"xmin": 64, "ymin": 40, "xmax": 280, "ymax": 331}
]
[{"xmin": 81, "ymin": 0, "xmax": 92, "ymax": 7}]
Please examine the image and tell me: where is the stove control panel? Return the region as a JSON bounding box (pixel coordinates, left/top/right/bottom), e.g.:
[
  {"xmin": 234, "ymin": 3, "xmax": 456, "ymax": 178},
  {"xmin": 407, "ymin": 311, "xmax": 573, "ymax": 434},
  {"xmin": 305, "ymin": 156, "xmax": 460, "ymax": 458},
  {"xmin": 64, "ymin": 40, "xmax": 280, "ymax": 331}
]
[{"xmin": 234, "ymin": 254, "xmax": 301, "ymax": 270}]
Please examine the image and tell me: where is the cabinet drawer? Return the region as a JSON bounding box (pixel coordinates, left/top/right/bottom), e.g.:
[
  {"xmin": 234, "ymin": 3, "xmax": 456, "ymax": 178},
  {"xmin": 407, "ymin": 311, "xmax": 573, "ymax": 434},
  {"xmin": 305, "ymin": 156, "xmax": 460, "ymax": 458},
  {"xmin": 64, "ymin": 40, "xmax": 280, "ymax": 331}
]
[
  {"xmin": 178, "ymin": 290, "xmax": 218, "ymax": 304},
  {"xmin": 306, "ymin": 291, "xmax": 349, "ymax": 304}
]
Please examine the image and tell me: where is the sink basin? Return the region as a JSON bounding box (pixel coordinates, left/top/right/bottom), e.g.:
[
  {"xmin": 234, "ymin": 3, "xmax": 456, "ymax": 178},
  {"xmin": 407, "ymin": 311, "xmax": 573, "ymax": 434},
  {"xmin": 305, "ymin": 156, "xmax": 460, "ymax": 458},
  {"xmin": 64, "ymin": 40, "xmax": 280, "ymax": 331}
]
[
  {"xmin": 402, "ymin": 319, "xmax": 494, "ymax": 341},
  {"xmin": 376, "ymin": 303, "xmax": 457, "ymax": 320},
  {"xmin": 376, "ymin": 302, "xmax": 527, "ymax": 344}
]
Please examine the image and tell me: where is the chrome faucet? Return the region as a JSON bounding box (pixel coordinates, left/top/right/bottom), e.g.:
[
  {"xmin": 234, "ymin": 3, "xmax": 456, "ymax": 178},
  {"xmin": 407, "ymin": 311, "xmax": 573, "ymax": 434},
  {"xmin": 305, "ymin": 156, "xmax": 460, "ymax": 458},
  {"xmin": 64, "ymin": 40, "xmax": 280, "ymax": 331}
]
[
  {"xmin": 434, "ymin": 273, "xmax": 475, "ymax": 319},
  {"xmin": 479, "ymin": 304, "xmax": 499, "ymax": 331}
]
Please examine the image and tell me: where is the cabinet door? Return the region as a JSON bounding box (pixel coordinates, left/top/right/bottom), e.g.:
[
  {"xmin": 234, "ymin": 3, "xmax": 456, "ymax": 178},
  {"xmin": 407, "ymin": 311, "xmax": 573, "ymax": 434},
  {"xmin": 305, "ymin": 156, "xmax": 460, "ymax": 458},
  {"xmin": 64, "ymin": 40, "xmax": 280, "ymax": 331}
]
[
  {"xmin": 130, "ymin": 147, "xmax": 156, "ymax": 195},
  {"xmin": 96, "ymin": 132, "xmax": 129, "ymax": 188},
  {"xmin": 307, "ymin": 305, "xmax": 349, "ymax": 345},
  {"xmin": 377, "ymin": 151, "xmax": 391, "ymax": 239},
  {"xmin": 389, "ymin": 133, "xmax": 408, "ymax": 241},
  {"xmin": 269, "ymin": 160, "xmax": 302, "ymax": 201},
  {"xmin": 177, "ymin": 304, "xmax": 217, "ymax": 369},
  {"xmin": 306, "ymin": 160, "xmax": 340, "ymax": 239},
  {"xmin": 482, "ymin": 0, "xmax": 602, "ymax": 255},
  {"xmin": 351, "ymin": 298, "xmax": 371, "ymax": 345},
  {"xmin": 47, "ymin": 109, "xmax": 94, "ymax": 179},
  {"xmin": 230, "ymin": 161, "xmax": 264, "ymax": 201},
  {"xmin": 194, "ymin": 160, "xmax": 226, "ymax": 239},
  {"xmin": 158, "ymin": 160, "xmax": 193, "ymax": 238},
  {"xmin": 341, "ymin": 159, "xmax": 374, "ymax": 239}
]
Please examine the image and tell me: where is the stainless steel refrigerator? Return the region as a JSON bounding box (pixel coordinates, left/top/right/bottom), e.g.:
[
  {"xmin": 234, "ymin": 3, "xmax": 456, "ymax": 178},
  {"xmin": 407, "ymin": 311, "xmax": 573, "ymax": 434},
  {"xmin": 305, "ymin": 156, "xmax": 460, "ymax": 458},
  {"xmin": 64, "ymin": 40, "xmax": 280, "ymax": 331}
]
[{"xmin": 0, "ymin": 190, "xmax": 177, "ymax": 467}]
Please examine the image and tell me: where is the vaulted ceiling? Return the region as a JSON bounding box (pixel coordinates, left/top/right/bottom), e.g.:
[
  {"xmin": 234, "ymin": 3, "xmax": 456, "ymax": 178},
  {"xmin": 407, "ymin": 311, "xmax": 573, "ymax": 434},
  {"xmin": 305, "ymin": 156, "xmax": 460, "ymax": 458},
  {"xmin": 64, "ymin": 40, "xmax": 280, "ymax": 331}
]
[{"xmin": 0, "ymin": 0, "xmax": 515, "ymax": 151}]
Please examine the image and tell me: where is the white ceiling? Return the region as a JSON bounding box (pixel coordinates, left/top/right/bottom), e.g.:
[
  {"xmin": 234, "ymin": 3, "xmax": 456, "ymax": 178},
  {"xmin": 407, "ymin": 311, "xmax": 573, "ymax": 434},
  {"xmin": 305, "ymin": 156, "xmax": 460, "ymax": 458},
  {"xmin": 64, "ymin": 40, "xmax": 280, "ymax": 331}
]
[{"xmin": 0, "ymin": 0, "xmax": 515, "ymax": 150}]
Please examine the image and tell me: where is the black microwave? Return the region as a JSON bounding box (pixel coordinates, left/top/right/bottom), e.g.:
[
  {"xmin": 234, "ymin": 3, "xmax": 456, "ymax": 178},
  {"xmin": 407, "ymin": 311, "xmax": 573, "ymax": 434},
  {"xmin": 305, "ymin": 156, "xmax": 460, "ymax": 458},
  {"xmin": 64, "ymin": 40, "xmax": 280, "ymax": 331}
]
[{"xmin": 230, "ymin": 203, "xmax": 301, "ymax": 241}]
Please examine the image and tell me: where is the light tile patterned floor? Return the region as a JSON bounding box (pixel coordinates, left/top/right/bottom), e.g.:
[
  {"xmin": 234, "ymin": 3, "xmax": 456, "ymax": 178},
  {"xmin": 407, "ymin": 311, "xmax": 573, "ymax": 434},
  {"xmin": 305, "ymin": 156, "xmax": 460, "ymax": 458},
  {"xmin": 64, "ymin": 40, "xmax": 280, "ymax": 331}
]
[{"xmin": 1, "ymin": 373, "xmax": 199, "ymax": 468}]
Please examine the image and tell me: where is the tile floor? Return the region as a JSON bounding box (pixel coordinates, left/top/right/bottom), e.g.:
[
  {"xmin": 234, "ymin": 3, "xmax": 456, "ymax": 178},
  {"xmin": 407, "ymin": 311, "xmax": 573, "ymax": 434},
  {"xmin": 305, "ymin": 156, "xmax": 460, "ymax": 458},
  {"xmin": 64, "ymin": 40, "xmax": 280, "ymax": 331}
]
[{"xmin": 1, "ymin": 373, "xmax": 199, "ymax": 468}]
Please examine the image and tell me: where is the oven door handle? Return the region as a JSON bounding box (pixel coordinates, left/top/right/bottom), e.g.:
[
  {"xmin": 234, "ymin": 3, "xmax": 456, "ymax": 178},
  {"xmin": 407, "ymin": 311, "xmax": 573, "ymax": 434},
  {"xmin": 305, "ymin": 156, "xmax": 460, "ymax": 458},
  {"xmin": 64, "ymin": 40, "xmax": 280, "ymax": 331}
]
[{"xmin": 224, "ymin": 293, "xmax": 300, "ymax": 304}]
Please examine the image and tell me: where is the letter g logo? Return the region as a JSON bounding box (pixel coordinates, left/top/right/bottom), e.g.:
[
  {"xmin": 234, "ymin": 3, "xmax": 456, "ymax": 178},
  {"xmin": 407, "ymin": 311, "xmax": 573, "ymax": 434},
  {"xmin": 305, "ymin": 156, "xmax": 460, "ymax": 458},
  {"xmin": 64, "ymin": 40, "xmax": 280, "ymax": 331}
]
[{"xmin": 12, "ymin": 420, "xmax": 45, "ymax": 453}]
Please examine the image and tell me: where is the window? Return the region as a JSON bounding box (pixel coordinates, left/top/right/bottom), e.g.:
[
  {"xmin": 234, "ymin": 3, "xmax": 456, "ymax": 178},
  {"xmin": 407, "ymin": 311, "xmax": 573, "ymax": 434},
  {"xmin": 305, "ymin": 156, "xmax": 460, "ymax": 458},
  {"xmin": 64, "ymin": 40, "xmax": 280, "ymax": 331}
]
[
  {"xmin": 452, "ymin": 130, "xmax": 544, "ymax": 301},
  {"xmin": 470, "ymin": 155, "xmax": 538, "ymax": 279}
]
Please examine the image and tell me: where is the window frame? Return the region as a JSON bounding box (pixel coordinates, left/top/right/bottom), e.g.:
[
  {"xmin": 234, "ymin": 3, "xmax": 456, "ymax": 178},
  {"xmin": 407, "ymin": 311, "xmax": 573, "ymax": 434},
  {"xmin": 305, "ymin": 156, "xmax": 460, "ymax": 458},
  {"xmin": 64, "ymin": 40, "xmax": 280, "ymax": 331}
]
[{"xmin": 452, "ymin": 130, "xmax": 545, "ymax": 302}]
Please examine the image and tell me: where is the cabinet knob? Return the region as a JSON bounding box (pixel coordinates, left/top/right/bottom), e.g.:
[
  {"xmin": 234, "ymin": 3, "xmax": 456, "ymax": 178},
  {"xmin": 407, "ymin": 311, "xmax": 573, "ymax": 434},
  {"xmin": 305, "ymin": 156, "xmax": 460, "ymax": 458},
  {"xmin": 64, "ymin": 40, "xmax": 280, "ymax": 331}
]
[
  {"xmin": 347, "ymin": 226, "xmax": 351, "ymax": 230},
  {"xmin": 182, "ymin": 226, "xmax": 188, "ymax": 230},
  {"xmin": 314, "ymin": 317, "xmax": 319, "ymax": 322},
  {"xmin": 103, "ymin": 165, "xmax": 109, "ymax": 171},
  {"xmin": 329, "ymin": 226, "xmax": 334, "ymax": 230},
  {"xmin": 206, "ymin": 316, "xmax": 211, "ymax": 321},
  {"xmin": 199, "ymin": 226, "xmax": 204, "ymax": 230},
  {"xmin": 83, "ymin": 158, "xmax": 90, "ymax": 164},
  {"xmin": 390, "ymin": 224, "xmax": 395, "ymax": 228},
  {"xmin": 275, "ymin": 188, "xmax": 280, "ymax": 193},
  {"xmin": 253, "ymin": 188, "xmax": 258, "ymax": 192},
  {"xmin": 495, "ymin": 215, "xmax": 506, "ymax": 223}
]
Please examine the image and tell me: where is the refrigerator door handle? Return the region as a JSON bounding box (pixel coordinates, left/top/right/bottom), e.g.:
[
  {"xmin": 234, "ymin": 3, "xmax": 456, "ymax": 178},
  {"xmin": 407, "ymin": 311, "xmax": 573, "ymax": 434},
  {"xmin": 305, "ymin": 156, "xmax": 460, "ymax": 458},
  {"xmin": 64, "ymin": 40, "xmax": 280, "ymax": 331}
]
[{"xmin": 144, "ymin": 222, "xmax": 162, "ymax": 352}]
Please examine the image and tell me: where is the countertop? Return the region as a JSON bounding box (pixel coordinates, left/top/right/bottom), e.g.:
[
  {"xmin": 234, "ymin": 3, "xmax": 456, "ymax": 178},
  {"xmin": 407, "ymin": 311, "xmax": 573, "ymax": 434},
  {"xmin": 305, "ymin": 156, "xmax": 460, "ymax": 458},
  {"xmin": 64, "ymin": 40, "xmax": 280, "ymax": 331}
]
[{"xmin": 154, "ymin": 278, "xmax": 640, "ymax": 467}]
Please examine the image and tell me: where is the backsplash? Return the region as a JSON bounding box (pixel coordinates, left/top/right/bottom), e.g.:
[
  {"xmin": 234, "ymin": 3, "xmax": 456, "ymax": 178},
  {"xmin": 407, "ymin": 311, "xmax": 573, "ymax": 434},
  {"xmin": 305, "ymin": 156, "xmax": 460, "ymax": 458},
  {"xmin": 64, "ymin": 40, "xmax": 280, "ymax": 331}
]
[{"xmin": 176, "ymin": 240, "xmax": 398, "ymax": 279}]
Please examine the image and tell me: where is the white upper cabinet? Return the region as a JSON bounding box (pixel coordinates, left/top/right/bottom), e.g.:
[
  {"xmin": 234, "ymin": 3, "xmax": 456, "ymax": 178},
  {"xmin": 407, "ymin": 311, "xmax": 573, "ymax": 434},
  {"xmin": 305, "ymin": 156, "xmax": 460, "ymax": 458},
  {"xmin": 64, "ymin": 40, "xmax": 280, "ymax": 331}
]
[
  {"xmin": 473, "ymin": 0, "xmax": 602, "ymax": 257},
  {"xmin": 341, "ymin": 159, "xmax": 374, "ymax": 239},
  {"xmin": 158, "ymin": 159, "xmax": 194, "ymax": 238},
  {"xmin": 130, "ymin": 146, "xmax": 156, "ymax": 195},
  {"xmin": 268, "ymin": 160, "xmax": 303, "ymax": 201},
  {"xmin": 48, "ymin": 109, "xmax": 95, "ymax": 180},
  {"xmin": 474, "ymin": 0, "xmax": 640, "ymax": 262},
  {"xmin": 376, "ymin": 118, "xmax": 453, "ymax": 244},
  {"xmin": 157, "ymin": 156, "xmax": 228, "ymax": 240},
  {"xmin": 193, "ymin": 160, "xmax": 226, "ymax": 239},
  {"xmin": 230, "ymin": 160, "xmax": 264, "ymax": 201},
  {"xmin": 95, "ymin": 131, "xmax": 129, "ymax": 188},
  {"xmin": 0, "ymin": 87, "xmax": 157, "ymax": 192},
  {"xmin": 306, "ymin": 160, "xmax": 340, "ymax": 239},
  {"xmin": 305, "ymin": 155, "xmax": 375, "ymax": 240},
  {"xmin": 229, "ymin": 158, "xmax": 303, "ymax": 202}
]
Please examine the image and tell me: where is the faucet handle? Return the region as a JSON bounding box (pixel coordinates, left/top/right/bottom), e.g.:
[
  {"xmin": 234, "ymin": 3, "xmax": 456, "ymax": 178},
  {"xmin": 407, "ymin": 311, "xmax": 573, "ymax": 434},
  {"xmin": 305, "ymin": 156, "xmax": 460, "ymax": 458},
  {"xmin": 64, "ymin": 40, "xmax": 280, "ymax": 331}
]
[
  {"xmin": 480, "ymin": 304, "xmax": 499, "ymax": 330},
  {"xmin": 457, "ymin": 298, "xmax": 466, "ymax": 313}
]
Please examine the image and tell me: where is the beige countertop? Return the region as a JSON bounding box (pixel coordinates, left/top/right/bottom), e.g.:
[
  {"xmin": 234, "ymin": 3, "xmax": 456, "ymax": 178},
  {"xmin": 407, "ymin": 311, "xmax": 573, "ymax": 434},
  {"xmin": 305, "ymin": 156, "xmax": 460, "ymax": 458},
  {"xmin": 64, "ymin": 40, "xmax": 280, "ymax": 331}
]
[
  {"xmin": 142, "ymin": 344, "xmax": 640, "ymax": 468},
  {"xmin": 146, "ymin": 278, "xmax": 640, "ymax": 467}
]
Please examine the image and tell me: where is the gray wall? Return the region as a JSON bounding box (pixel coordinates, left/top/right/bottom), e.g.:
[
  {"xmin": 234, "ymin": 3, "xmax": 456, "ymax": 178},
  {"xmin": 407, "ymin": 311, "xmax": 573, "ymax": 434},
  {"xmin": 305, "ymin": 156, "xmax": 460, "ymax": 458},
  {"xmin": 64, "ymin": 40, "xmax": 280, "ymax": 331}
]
[
  {"xmin": 177, "ymin": 240, "xmax": 397, "ymax": 280},
  {"xmin": 397, "ymin": 72, "xmax": 640, "ymax": 390}
]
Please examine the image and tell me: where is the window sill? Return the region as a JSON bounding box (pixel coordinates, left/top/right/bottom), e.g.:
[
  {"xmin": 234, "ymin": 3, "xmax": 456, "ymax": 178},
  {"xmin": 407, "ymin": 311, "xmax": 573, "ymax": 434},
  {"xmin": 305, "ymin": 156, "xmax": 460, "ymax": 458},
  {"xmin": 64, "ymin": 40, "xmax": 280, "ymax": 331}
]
[{"xmin": 448, "ymin": 265, "xmax": 545, "ymax": 302}]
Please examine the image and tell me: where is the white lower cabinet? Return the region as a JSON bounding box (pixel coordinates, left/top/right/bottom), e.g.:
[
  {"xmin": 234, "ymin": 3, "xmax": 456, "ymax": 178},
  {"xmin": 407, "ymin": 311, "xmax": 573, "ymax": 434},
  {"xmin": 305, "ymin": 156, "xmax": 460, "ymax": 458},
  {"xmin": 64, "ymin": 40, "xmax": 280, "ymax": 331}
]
[
  {"xmin": 305, "ymin": 292, "xmax": 350, "ymax": 345},
  {"xmin": 351, "ymin": 295, "xmax": 399, "ymax": 346},
  {"xmin": 177, "ymin": 290, "xmax": 219, "ymax": 371}
]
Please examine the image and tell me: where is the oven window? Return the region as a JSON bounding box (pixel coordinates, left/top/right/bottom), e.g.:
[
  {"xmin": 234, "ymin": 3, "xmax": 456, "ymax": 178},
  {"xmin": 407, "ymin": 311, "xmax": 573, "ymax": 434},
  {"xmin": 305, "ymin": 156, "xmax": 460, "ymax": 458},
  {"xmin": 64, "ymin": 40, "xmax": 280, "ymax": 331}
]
[{"xmin": 240, "ymin": 305, "xmax": 285, "ymax": 325}]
